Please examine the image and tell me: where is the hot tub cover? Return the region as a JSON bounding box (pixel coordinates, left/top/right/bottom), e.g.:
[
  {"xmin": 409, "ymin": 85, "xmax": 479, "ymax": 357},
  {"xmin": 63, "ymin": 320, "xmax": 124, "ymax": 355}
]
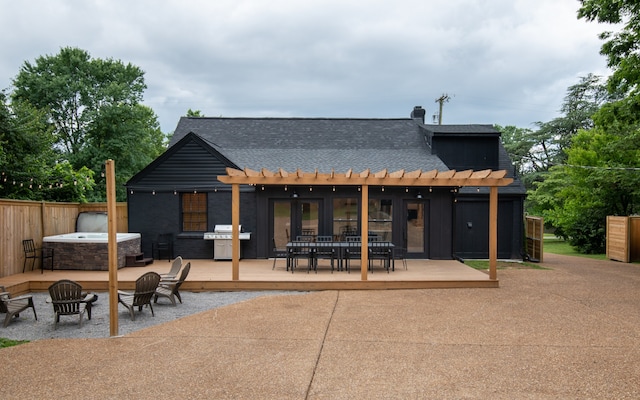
[{"xmin": 76, "ymin": 212, "xmax": 108, "ymax": 233}]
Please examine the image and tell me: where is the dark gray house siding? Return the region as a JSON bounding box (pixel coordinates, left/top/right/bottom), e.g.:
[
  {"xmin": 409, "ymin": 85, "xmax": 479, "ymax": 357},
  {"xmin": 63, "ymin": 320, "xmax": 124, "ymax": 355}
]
[{"xmin": 126, "ymin": 107, "xmax": 526, "ymax": 261}]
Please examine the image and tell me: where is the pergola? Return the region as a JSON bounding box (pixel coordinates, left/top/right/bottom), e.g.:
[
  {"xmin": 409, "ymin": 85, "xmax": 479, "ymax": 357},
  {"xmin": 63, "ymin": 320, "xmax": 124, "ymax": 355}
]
[{"xmin": 218, "ymin": 167, "xmax": 514, "ymax": 282}]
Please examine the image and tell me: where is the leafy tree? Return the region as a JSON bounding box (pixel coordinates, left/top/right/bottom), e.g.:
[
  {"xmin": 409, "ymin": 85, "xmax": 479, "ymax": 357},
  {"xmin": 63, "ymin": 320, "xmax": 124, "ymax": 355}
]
[
  {"xmin": 528, "ymin": 125, "xmax": 639, "ymax": 253},
  {"xmin": 186, "ymin": 109, "xmax": 204, "ymax": 117},
  {"xmin": 12, "ymin": 47, "xmax": 146, "ymax": 155},
  {"xmin": 531, "ymin": 74, "xmax": 609, "ymax": 169},
  {"xmin": 77, "ymin": 103, "xmax": 165, "ymax": 201},
  {"xmin": 0, "ymin": 91, "xmax": 94, "ymax": 201},
  {"xmin": 578, "ymin": 1, "xmax": 640, "ymax": 98},
  {"xmin": 495, "ymin": 125, "xmax": 535, "ymax": 176},
  {"xmin": 11, "ymin": 47, "xmax": 165, "ymax": 201}
]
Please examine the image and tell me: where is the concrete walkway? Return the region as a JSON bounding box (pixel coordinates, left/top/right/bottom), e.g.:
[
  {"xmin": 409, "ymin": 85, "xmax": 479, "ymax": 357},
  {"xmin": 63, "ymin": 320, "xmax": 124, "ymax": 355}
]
[{"xmin": 1, "ymin": 253, "xmax": 639, "ymax": 399}]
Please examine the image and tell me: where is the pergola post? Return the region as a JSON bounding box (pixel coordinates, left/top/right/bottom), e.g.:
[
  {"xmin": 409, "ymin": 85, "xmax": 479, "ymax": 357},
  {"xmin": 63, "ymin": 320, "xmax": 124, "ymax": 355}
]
[
  {"xmin": 232, "ymin": 183, "xmax": 240, "ymax": 281},
  {"xmin": 489, "ymin": 186, "xmax": 498, "ymax": 280},
  {"xmin": 360, "ymin": 184, "xmax": 369, "ymax": 281},
  {"xmin": 105, "ymin": 159, "xmax": 118, "ymax": 337}
]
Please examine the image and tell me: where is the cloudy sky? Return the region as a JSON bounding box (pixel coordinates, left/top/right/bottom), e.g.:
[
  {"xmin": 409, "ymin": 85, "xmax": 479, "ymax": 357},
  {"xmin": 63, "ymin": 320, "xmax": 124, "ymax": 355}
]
[{"xmin": 1, "ymin": 0, "xmax": 613, "ymax": 133}]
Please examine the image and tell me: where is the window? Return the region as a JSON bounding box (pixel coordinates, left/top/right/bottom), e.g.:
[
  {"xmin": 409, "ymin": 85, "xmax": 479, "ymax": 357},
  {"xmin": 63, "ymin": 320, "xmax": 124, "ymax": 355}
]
[
  {"xmin": 182, "ymin": 192, "xmax": 207, "ymax": 231},
  {"xmin": 333, "ymin": 198, "xmax": 358, "ymax": 239},
  {"xmin": 368, "ymin": 199, "xmax": 392, "ymax": 241}
]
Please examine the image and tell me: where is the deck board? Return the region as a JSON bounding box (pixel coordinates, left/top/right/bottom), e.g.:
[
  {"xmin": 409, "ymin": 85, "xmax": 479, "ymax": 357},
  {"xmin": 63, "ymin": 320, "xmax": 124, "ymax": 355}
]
[{"xmin": 1, "ymin": 258, "xmax": 498, "ymax": 295}]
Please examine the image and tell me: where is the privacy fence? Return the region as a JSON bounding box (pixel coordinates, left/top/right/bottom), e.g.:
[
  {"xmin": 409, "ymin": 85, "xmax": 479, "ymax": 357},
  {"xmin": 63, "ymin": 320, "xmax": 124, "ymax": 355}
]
[
  {"xmin": 0, "ymin": 199, "xmax": 128, "ymax": 278},
  {"xmin": 606, "ymin": 216, "xmax": 640, "ymax": 263},
  {"xmin": 525, "ymin": 216, "xmax": 544, "ymax": 262}
]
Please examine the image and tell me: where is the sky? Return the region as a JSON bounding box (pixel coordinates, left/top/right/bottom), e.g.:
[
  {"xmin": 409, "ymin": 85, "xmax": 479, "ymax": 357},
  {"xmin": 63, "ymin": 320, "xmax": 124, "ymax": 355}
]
[{"xmin": 0, "ymin": 0, "xmax": 614, "ymax": 134}]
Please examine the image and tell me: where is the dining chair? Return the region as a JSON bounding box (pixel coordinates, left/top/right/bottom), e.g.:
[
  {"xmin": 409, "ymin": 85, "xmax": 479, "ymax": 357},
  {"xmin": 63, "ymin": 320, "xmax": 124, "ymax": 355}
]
[
  {"xmin": 272, "ymin": 238, "xmax": 289, "ymax": 270},
  {"xmin": 22, "ymin": 239, "xmax": 54, "ymax": 273},
  {"xmin": 289, "ymin": 241, "xmax": 315, "ymax": 273}
]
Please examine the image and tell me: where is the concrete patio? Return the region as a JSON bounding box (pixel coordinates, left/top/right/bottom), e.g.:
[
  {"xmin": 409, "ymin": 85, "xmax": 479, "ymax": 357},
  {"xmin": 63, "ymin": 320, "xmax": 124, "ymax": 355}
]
[{"xmin": 0, "ymin": 253, "xmax": 638, "ymax": 399}]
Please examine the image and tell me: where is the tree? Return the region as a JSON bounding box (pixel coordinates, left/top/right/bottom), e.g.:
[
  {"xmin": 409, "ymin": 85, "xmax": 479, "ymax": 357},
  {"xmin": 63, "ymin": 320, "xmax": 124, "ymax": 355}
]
[
  {"xmin": 77, "ymin": 103, "xmax": 165, "ymax": 201},
  {"xmin": 0, "ymin": 91, "xmax": 94, "ymax": 201},
  {"xmin": 531, "ymin": 74, "xmax": 609, "ymax": 169},
  {"xmin": 186, "ymin": 109, "xmax": 204, "ymax": 117},
  {"xmin": 530, "ymin": 125, "xmax": 639, "ymax": 253},
  {"xmin": 578, "ymin": 1, "xmax": 640, "ymax": 123},
  {"xmin": 11, "ymin": 47, "xmax": 164, "ymax": 201}
]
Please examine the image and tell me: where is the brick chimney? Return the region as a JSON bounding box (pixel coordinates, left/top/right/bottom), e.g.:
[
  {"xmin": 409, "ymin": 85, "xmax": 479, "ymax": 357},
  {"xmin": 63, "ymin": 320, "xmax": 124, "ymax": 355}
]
[{"xmin": 410, "ymin": 106, "xmax": 426, "ymax": 123}]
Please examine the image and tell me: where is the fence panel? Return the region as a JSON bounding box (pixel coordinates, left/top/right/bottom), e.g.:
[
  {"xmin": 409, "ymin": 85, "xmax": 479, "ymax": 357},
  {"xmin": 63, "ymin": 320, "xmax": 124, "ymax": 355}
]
[
  {"xmin": 0, "ymin": 199, "xmax": 128, "ymax": 277},
  {"xmin": 525, "ymin": 216, "xmax": 544, "ymax": 262},
  {"xmin": 606, "ymin": 216, "xmax": 630, "ymax": 262}
]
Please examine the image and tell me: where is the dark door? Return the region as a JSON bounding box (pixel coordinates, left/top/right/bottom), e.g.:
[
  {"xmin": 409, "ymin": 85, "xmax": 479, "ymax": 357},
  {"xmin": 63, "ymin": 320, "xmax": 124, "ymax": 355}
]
[
  {"xmin": 404, "ymin": 200, "xmax": 429, "ymax": 258},
  {"xmin": 292, "ymin": 199, "xmax": 321, "ymax": 239},
  {"xmin": 270, "ymin": 199, "xmax": 322, "ymax": 256}
]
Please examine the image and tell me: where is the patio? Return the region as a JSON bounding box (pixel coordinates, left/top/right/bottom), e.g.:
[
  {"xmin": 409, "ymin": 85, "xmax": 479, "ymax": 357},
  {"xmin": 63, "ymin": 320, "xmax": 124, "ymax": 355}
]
[{"xmin": 0, "ymin": 258, "xmax": 497, "ymax": 295}]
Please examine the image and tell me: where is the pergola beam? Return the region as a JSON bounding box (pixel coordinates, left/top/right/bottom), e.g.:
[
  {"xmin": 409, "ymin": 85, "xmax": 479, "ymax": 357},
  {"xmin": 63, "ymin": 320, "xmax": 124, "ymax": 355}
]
[{"xmin": 218, "ymin": 168, "xmax": 513, "ymax": 187}]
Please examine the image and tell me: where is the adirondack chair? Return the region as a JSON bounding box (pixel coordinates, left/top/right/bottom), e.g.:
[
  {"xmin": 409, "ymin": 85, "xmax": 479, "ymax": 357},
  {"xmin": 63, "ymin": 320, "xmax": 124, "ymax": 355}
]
[
  {"xmin": 154, "ymin": 262, "xmax": 191, "ymax": 306},
  {"xmin": 117, "ymin": 272, "xmax": 161, "ymax": 321},
  {"xmin": 0, "ymin": 286, "xmax": 38, "ymax": 328},
  {"xmin": 48, "ymin": 279, "xmax": 93, "ymax": 329}
]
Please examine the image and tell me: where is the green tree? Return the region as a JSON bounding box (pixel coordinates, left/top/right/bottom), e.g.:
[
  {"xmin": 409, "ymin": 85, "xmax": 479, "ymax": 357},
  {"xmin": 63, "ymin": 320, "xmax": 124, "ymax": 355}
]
[
  {"xmin": 186, "ymin": 109, "xmax": 204, "ymax": 117},
  {"xmin": 495, "ymin": 125, "xmax": 535, "ymax": 177},
  {"xmin": 528, "ymin": 124, "xmax": 639, "ymax": 253},
  {"xmin": 578, "ymin": 0, "xmax": 640, "ymax": 127},
  {"xmin": 532, "ymin": 74, "xmax": 609, "ymax": 169},
  {"xmin": 77, "ymin": 103, "xmax": 165, "ymax": 201},
  {"xmin": 0, "ymin": 92, "xmax": 94, "ymax": 201},
  {"xmin": 11, "ymin": 47, "xmax": 165, "ymax": 201}
]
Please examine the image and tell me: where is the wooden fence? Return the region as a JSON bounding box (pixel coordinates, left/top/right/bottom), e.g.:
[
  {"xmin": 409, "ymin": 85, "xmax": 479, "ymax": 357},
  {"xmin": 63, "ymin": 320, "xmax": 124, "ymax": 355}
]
[
  {"xmin": 0, "ymin": 199, "xmax": 128, "ymax": 277},
  {"xmin": 525, "ymin": 216, "xmax": 544, "ymax": 262},
  {"xmin": 607, "ymin": 216, "xmax": 640, "ymax": 263}
]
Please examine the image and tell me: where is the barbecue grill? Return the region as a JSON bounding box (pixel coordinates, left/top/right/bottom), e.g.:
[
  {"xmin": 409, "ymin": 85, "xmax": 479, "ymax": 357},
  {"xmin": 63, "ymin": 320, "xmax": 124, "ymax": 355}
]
[{"xmin": 204, "ymin": 225, "xmax": 251, "ymax": 260}]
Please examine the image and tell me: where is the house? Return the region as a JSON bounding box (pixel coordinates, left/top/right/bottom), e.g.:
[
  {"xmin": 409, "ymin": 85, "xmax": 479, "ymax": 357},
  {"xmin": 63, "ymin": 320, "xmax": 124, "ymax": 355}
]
[{"xmin": 125, "ymin": 106, "xmax": 526, "ymax": 261}]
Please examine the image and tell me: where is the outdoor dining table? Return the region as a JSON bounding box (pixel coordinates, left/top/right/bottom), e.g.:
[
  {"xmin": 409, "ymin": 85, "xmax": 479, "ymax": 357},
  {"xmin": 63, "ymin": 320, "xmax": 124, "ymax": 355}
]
[{"xmin": 285, "ymin": 241, "xmax": 395, "ymax": 272}]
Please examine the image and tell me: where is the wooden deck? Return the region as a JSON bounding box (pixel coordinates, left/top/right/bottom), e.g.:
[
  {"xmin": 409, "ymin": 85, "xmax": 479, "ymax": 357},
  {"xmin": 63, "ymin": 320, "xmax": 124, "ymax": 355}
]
[{"xmin": 0, "ymin": 258, "xmax": 498, "ymax": 295}]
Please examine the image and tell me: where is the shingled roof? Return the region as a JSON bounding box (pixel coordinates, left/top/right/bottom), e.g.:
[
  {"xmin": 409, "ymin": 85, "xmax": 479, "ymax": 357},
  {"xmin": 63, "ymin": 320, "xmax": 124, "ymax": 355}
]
[{"xmin": 171, "ymin": 117, "xmax": 450, "ymax": 173}]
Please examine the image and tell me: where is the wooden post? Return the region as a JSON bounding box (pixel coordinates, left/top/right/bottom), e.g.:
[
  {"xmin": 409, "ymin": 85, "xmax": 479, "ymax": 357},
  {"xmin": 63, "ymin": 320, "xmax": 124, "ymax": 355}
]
[
  {"xmin": 360, "ymin": 185, "xmax": 369, "ymax": 281},
  {"xmin": 232, "ymin": 183, "xmax": 240, "ymax": 281},
  {"xmin": 105, "ymin": 159, "xmax": 119, "ymax": 336},
  {"xmin": 489, "ymin": 186, "xmax": 498, "ymax": 280}
]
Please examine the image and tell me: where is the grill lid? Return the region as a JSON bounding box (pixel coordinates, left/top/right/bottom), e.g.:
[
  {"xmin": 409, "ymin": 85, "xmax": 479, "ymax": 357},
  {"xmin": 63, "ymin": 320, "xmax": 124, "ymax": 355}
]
[{"xmin": 213, "ymin": 225, "xmax": 240, "ymax": 233}]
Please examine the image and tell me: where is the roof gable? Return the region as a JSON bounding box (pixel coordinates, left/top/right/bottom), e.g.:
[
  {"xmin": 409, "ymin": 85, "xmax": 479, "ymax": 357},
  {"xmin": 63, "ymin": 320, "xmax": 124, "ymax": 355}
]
[{"xmin": 126, "ymin": 132, "xmax": 238, "ymax": 190}]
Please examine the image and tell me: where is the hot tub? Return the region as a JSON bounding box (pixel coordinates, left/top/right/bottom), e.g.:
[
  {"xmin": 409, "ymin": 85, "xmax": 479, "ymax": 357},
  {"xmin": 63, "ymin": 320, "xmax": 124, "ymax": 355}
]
[{"xmin": 43, "ymin": 232, "xmax": 142, "ymax": 271}]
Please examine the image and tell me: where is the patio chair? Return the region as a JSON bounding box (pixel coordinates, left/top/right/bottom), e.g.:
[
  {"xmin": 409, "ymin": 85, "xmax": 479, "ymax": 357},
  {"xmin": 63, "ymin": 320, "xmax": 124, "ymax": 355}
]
[
  {"xmin": 160, "ymin": 256, "xmax": 183, "ymax": 281},
  {"xmin": 272, "ymin": 238, "xmax": 289, "ymax": 270},
  {"xmin": 314, "ymin": 236, "xmax": 335, "ymax": 273},
  {"xmin": 152, "ymin": 233, "xmax": 174, "ymax": 261},
  {"xmin": 154, "ymin": 262, "xmax": 190, "ymax": 306},
  {"xmin": 368, "ymin": 242, "xmax": 392, "ymax": 273},
  {"xmin": 393, "ymin": 247, "xmax": 408, "ymax": 271},
  {"xmin": 48, "ymin": 279, "xmax": 93, "ymax": 329},
  {"xmin": 118, "ymin": 271, "xmax": 161, "ymax": 321},
  {"xmin": 0, "ymin": 286, "xmax": 38, "ymax": 328},
  {"xmin": 288, "ymin": 241, "xmax": 315, "ymax": 273},
  {"xmin": 344, "ymin": 236, "xmax": 362, "ymax": 273},
  {"xmin": 22, "ymin": 238, "xmax": 54, "ymax": 273}
]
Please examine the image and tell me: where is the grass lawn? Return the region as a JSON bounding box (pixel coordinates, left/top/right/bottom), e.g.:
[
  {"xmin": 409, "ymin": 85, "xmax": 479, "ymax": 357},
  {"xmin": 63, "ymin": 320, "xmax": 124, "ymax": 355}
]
[
  {"xmin": 543, "ymin": 234, "xmax": 607, "ymax": 260},
  {"xmin": 0, "ymin": 338, "xmax": 29, "ymax": 348},
  {"xmin": 464, "ymin": 259, "xmax": 548, "ymax": 270},
  {"xmin": 464, "ymin": 235, "xmax": 609, "ymax": 270}
]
